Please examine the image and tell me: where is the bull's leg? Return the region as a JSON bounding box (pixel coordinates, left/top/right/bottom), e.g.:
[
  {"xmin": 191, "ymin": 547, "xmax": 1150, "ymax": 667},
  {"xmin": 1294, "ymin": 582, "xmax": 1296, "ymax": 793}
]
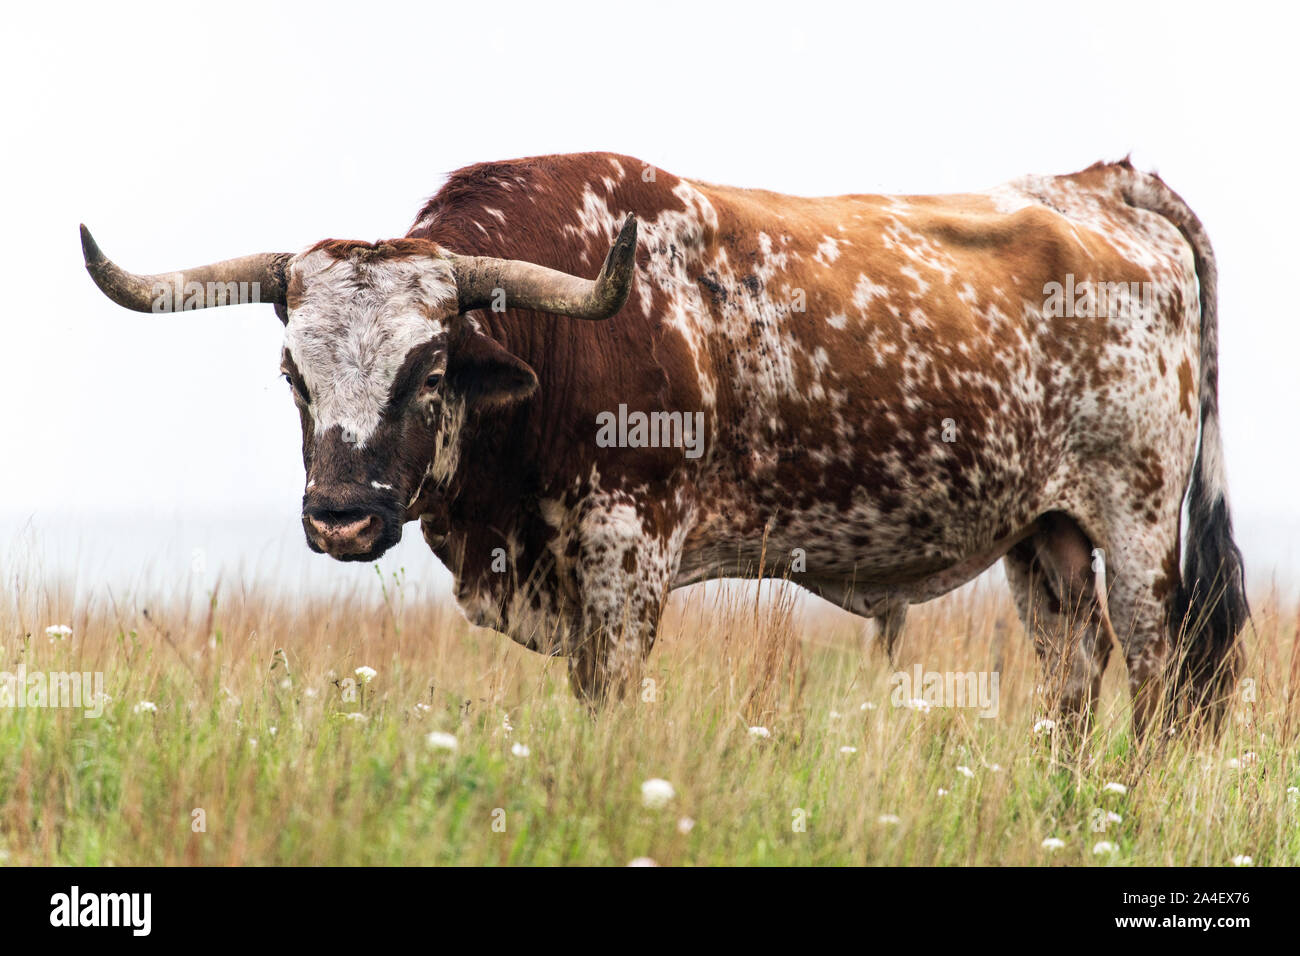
[
  {"xmin": 1095, "ymin": 530, "xmax": 1180, "ymax": 739},
  {"xmin": 567, "ymin": 499, "xmax": 672, "ymax": 706},
  {"xmin": 567, "ymin": 611, "xmax": 658, "ymax": 705},
  {"xmin": 1003, "ymin": 515, "xmax": 1115, "ymax": 739}
]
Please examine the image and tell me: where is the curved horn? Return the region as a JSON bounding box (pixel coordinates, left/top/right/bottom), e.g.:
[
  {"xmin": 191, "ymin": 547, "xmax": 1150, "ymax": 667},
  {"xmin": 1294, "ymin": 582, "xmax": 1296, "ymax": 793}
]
[
  {"xmin": 451, "ymin": 214, "xmax": 638, "ymax": 321},
  {"xmin": 80, "ymin": 225, "xmax": 291, "ymax": 313}
]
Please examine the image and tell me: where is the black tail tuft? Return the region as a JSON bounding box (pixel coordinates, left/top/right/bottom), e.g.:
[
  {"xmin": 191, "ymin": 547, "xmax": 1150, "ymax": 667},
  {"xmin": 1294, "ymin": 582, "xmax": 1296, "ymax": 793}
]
[{"xmin": 1168, "ymin": 477, "xmax": 1249, "ymax": 729}]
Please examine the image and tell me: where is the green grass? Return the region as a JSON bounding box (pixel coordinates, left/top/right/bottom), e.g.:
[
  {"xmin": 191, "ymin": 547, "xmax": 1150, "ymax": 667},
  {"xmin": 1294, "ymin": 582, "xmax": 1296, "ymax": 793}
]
[{"xmin": 1, "ymin": 573, "xmax": 1296, "ymax": 866}]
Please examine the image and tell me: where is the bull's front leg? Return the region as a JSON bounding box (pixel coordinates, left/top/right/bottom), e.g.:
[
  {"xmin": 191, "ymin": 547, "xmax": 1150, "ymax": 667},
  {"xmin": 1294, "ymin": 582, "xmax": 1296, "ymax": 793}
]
[{"xmin": 567, "ymin": 498, "xmax": 674, "ymax": 706}]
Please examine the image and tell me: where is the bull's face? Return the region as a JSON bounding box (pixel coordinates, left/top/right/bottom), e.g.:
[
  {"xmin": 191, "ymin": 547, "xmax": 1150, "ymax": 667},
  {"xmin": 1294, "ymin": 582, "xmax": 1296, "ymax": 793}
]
[
  {"xmin": 79, "ymin": 216, "xmax": 637, "ymax": 563},
  {"xmin": 282, "ymin": 244, "xmax": 537, "ymax": 561}
]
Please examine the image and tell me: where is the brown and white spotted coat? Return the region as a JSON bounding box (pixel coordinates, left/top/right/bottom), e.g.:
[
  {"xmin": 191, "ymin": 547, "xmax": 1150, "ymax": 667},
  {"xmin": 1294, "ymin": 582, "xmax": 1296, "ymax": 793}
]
[{"xmin": 275, "ymin": 153, "xmax": 1245, "ymax": 729}]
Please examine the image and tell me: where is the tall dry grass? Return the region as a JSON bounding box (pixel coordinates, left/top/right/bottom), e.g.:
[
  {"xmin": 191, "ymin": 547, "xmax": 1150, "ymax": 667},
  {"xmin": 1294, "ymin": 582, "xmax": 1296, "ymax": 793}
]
[{"xmin": 0, "ymin": 566, "xmax": 1296, "ymax": 865}]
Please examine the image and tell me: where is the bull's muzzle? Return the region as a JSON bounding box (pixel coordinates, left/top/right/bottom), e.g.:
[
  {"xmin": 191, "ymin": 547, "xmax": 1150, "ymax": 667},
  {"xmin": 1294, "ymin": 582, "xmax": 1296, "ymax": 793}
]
[{"xmin": 302, "ymin": 494, "xmax": 401, "ymax": 561}]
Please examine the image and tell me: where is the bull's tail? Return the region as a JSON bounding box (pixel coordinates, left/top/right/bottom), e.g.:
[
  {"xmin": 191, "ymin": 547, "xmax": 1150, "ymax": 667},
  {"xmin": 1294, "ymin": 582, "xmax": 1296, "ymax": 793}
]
[{"xmin": 1121, "ymin": 166, "xmax": 1249, "ymax": 729}]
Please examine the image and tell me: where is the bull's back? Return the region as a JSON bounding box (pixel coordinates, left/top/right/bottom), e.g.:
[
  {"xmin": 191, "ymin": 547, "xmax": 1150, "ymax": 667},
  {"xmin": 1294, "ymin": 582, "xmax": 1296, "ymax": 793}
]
[{"xmin": 679, "ymin": 171, "xmax": 1199, "ymax": 579}]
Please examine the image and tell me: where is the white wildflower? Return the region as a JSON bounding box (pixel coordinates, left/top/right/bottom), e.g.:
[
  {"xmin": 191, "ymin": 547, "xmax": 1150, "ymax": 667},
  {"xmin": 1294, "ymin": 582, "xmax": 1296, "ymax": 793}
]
[
  {"xmin": 132, "ymin": 701, "xmax": 157, "ymax": 715},
  {"xmin": 1092, "ymin": 841, "xmax": 1118, "ymax": 855},
  {"xmin": 354, "ymin": 666, "xmax": 377, "ymax": 684},
  {"xmin": 425, "ymin": 731, "xmax": 457, "ymax": 751},
  {"xmin": 1102, "ymin": 782, "xmax": 1128, "ymax": 796},
  {"xmin": 45, "ymin": 625, "xmax": 72, "ymax": 640},
  {"xmin": 641, "ymin": 778, "xmax": 676, "ymax": 809},
  {"xmin": 511, "ymin": 742, "xmax": 530, "ymax": 758},
  {"xmin": 1041, "ymin": 837, "xmax": 1066, "ymax": 851},
  {"xmin": 748, "ymin": 726, "xmax": 771, "ymax": 739},
  {"xmin": 1231, "ymin": 855, "xmax": 1253, "ymax": 867}
]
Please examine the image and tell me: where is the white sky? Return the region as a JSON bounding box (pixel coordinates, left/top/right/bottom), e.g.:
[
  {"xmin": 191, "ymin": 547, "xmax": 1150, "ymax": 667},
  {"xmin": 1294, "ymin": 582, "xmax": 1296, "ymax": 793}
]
[{"xmin": 2, "ymin": 0, "xmax": 1297, "ymax": 597}]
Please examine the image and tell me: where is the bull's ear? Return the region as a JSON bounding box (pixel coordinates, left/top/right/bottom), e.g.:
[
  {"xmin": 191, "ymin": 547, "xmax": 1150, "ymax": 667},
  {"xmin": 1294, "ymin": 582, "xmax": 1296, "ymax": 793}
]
[{"xmin": 445, "ymin": 327, "xmax": 538, "ymax": 409}]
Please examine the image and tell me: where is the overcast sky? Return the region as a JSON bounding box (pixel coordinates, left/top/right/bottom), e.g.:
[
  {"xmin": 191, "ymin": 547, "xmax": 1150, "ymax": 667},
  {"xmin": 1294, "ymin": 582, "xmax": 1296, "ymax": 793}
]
[{"xmin": 2, "ymin": 0, "xmax": 1296, "ymax": 599}]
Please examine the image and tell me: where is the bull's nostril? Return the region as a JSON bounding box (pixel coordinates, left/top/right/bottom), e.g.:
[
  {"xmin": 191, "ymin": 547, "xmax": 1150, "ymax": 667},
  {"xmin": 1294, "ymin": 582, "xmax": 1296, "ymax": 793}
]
[{"xmin": 308, "ymin": 514, "xmax": 378, "ymax": 541}]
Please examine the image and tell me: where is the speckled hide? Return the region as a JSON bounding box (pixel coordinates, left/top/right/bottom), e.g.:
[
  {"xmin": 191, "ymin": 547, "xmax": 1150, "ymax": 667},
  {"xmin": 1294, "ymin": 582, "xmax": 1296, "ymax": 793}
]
[{"xmin": 266, "ymin": 154, "xmax": 1248, "ymax": 729}]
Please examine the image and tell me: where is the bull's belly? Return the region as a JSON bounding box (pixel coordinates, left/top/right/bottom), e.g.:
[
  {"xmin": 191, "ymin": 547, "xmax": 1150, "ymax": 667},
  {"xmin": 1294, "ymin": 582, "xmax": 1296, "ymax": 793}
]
[{"xmin": 673, "ymin": 461, "xmax": 1047, "ymax": 603}]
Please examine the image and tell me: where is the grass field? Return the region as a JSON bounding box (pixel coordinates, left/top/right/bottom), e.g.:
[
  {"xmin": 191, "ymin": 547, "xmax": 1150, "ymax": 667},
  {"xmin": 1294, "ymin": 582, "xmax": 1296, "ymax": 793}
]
[{"xmin": 1, "ymin": 569, "xmax": 1297, "ymax": 866}]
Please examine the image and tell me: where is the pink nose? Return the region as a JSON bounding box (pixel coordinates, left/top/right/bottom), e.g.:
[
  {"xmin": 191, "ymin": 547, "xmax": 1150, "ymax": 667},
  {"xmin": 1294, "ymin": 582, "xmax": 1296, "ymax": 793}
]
[{"xmin": 308, "ymin": 514, "xmax": 375, "ymax": 541}]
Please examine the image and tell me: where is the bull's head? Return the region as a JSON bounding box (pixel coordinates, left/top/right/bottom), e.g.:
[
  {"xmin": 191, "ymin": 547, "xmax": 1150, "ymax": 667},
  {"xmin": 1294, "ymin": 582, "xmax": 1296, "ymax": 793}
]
[{"xmin": 80, "ymin": 217, "xmax": 637, "ymax": 561}]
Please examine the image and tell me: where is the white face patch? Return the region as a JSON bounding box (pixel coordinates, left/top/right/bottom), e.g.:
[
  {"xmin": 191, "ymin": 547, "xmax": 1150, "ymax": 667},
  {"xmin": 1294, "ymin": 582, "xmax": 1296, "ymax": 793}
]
[{"xmin": 283, "ymin": 248, "xmax": 458, "ymax": 446}]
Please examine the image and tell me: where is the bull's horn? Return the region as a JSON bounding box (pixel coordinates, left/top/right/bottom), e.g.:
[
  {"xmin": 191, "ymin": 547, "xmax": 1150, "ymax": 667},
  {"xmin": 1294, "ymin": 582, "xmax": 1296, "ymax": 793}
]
[
  {"xmin": 451, "ymin": 213, "xmax": 638, "ymax": 321},
  {"xmin": 80, "ymin": 224, "xmax": 291, "ymax": 313}
]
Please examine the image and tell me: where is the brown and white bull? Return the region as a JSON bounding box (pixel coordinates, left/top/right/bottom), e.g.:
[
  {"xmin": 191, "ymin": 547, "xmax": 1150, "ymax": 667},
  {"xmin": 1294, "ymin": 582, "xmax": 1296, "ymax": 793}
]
[{"xmin": 82, "ymin": 152, "xmax": 1247, "ymax": 733}]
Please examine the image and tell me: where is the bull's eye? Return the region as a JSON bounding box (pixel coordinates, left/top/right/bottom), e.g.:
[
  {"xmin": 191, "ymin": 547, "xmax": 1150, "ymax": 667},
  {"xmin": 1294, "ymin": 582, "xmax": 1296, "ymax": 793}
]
[
  {"xmin": 282, "ymin": 372, "xmax": 307, "ymax": 403},
  {"xmin": 424, "ymin": 373, "xmax": 443, "ymax": 389}
]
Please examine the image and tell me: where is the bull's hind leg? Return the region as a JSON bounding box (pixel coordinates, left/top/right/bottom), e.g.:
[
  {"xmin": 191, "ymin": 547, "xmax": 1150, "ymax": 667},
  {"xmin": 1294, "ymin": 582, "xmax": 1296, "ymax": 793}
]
[
  {"xmin": 1093, "ymin": 528, "xmax": 1180, "ymax": 738},
  {"xmin": 1003, "ymin": 514, "xmax": 1116, "ymax": 736}
]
